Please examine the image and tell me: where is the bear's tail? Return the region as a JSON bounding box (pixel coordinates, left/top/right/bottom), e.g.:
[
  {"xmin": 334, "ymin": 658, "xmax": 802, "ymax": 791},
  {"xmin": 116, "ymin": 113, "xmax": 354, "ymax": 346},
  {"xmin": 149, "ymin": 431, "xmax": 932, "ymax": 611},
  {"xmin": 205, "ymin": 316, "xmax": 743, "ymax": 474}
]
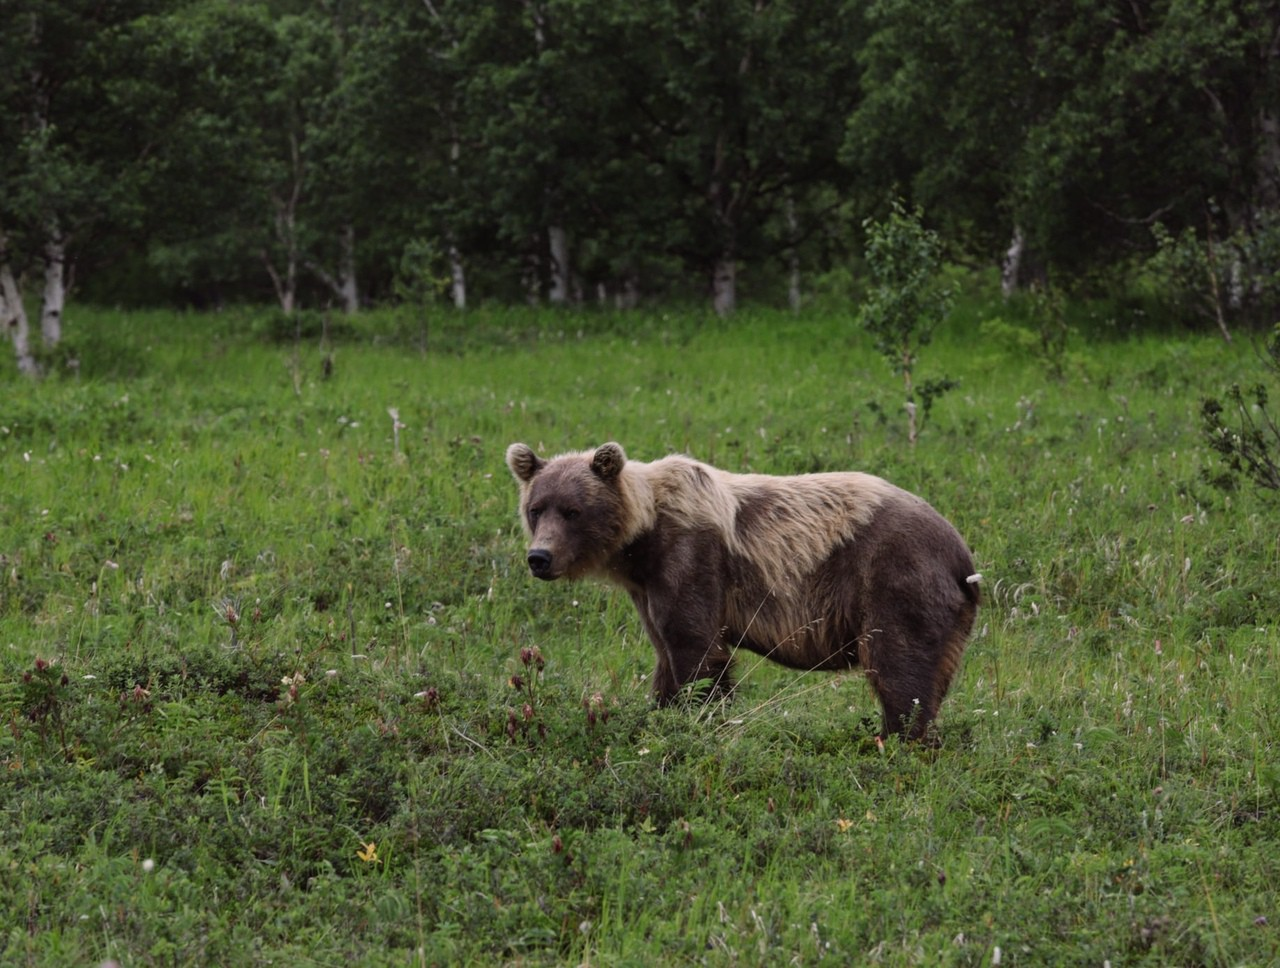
[{"xmin": 963, "ymin": 571, "xmax": 983, "ymax": 605}]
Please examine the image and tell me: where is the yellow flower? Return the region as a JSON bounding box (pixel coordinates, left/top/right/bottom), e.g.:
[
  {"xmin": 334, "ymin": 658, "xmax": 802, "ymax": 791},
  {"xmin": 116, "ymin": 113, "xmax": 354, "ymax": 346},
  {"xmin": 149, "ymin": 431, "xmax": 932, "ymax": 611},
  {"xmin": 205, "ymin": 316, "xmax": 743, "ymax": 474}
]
[
  {"xmin": 357, "ymin": 841, "xmax": 379, "ymax": 864},
  {"xmin": 835, "ymin": 818, "xmax": 855, "ymax": 833}
]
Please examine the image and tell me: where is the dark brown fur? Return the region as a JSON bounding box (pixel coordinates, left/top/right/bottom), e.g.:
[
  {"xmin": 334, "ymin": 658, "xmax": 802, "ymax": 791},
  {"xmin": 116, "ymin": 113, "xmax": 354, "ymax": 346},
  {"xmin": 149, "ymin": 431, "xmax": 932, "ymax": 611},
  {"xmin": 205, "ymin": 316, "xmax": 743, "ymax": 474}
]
[{"xmin": 506, "ymin": 442, "xmax": 979, "ymax": 740}]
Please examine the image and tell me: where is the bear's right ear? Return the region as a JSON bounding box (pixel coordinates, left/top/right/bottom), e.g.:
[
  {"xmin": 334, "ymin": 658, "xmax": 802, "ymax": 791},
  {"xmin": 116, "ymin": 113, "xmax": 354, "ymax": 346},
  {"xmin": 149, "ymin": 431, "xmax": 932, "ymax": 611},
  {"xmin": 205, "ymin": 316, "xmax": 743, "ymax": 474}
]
[
  {"xmin": 506, "ymin": 443, "xmax": 544, "ymax": 483},
  {"xmin": 590, "ymin": 442, "xmax": 626, "ymax": 481}
]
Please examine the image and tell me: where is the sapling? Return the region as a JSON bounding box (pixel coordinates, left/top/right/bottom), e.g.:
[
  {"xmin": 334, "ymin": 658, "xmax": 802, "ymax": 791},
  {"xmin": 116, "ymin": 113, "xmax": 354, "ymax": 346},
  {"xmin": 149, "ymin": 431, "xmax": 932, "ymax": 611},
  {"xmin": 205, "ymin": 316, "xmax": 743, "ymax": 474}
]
[
  {"xmin": 393, "ymin": 238, "xmax": 453, "ymax": 355},
  {"xmin": 1201, "ymin": 324, "xmax": 1280, "ymax": 493},
  {"xmin": 858, "ymin": 201, "xmax": 956, "ymax": 445}
]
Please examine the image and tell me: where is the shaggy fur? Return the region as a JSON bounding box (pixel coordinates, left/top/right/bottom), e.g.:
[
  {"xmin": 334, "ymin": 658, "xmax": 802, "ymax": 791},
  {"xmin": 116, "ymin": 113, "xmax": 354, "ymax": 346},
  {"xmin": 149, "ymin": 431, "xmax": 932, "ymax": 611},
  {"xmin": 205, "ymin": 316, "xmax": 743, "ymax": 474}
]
[{"xmin": 506, "ymin": 441, "xmax": 979, "ymax": 740}]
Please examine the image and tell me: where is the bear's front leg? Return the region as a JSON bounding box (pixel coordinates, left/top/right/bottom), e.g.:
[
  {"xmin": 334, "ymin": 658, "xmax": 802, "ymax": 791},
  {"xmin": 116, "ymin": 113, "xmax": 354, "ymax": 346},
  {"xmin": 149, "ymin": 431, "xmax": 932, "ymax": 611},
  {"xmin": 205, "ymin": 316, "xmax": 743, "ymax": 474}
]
[{"xmin": 629, "ymin": 585, "xmax": 733, "ymax": 705}]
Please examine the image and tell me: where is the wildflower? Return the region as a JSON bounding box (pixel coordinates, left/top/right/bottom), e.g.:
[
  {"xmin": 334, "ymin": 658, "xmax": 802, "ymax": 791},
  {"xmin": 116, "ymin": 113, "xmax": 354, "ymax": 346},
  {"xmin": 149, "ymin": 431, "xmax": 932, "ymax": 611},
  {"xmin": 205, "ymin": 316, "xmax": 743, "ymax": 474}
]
[
  {"xmin": 215, "ymin": 598, "xmax": 240, "ymax": 627},
  {"xmin": 281, "ymin": 672, "xmax": 305, "ymax": 704},
  {"xmin": 520, "ymin": 646, "xmax": 545, "ymax": 670},
  {"xmin": 388, "ymin": 408, "xmax": 406, "ymax": 453},
  {"xmin": 357, "ymin": 842, "xmax": 379, "ymax": 864},
  {"xmin": 835, "ymin": 818, "xmax": 855, "ymax": 833}
]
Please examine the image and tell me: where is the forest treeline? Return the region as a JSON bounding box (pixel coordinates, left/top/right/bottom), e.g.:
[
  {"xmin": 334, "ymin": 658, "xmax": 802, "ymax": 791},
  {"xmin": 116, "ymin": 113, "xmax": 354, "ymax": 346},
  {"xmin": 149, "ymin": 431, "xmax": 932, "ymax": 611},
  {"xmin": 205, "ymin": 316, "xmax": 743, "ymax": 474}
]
[{"xmin": 2, "ymin": 0, "xmax": 1278, "ymax": 357}]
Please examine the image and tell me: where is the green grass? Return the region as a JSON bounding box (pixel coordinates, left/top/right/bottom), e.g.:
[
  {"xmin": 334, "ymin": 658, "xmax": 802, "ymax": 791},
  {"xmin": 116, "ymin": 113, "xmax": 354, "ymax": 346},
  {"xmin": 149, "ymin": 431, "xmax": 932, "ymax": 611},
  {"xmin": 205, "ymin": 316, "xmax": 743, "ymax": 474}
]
[{"xmin": 2, "ymin": 298, "xmax": 1278, "ymax": 966}]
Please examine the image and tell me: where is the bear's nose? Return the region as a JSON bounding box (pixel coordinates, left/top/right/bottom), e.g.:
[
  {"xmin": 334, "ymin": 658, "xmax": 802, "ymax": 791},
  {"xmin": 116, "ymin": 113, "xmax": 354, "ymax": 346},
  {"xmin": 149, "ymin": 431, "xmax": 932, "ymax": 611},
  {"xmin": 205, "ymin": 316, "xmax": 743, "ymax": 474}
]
[{"xmin": 527, "ymin": 549, "xmax": 554, "ymax": 579}]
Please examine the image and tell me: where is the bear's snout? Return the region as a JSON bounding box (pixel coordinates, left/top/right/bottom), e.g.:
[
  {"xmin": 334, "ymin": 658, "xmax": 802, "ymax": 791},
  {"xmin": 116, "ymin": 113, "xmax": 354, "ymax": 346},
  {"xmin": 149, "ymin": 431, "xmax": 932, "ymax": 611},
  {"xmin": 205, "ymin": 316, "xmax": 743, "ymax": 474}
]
[{"xmin": 527, "ymin": 548, "xmax": 555, "ymax": 580}]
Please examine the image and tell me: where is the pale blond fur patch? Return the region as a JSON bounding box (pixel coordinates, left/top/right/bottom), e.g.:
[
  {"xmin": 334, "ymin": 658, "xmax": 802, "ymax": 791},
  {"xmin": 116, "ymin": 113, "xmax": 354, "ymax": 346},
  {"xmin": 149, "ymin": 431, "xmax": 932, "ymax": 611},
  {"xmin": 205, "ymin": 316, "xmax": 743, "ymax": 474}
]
[
  {"xmin": 519, "ymin": 446, "xmax": 899, "ymax": 596},
  {"xmin": 616, "ymin": 453, "xmax": 897, "ymax": 592}
]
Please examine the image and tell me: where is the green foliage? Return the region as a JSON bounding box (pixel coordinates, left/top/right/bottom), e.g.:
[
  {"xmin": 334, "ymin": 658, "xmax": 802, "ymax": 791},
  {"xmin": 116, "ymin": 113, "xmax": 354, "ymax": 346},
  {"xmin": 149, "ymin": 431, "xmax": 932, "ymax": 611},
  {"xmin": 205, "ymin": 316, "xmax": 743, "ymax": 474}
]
[
  {"xmin": 858, "ymin": 200, "xmax": 957, "ymax": 441},
  {"xmin": 17, "ymin": 657, "xmax": 73, "ymax": 759},
  {"xmin": 859, "ymin": 201, "xmax": 954, "ymax": 377},
  {"xmin": 2, "ymin": 300, "xmax": 1279, "ymax": 963},
  {"xmin": 979, "ymin": 283, "xmax": 1075, "ymax": 381},
  {"xmin": 391, "ymin": 237, "xmax": 453, "ymax": 351},
  {"xmin": 1201, "ymin": 325, "xmax": 1280, "ymax": 493},
  {"xmin": 1148, "ymin": 214, "xmax": 1280, "ymax": 336},
  {"xmin": 6, "ymin": 0, "xmax": 1280, "ymax": 323},
  {"xmin": 392, "ymin": 239, "xmax": 452, "ymax": 306}
]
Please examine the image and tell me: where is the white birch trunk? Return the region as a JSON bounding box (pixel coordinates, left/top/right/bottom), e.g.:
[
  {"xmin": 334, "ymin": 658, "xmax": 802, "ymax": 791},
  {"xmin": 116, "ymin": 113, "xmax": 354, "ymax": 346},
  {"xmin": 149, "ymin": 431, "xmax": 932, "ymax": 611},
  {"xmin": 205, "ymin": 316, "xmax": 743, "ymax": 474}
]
[
  {"xmin": 265, "ymin": 133, "xmax": 303, "ymax": 314},
  {"xmin": 1227, "ymin": 254, "xmax": 1245, "ymax": 312},
  {"xmin": 712, "ymin": 254, "xmax": 736, "ymax": 317},
  {"xmin": 616, "ymin": 275, "xmax": 639, "ymax": 310},
  {"xmin": 307, "ymin": 224, "xmax": 360, "ymax": 313},
  {"xmin": 336, "ymin": 223, "xmax": 358, "ymax": 313},
  {"xmin": 2, "ymin": 251, "xmax": 38, "ymax": 376},
  {"xmin": 448, "ymin": 238, "xmax": 466, "ymax": 310},
  {"xmin": 1256, "ymin": 107, "xmax": 1280, "ymax": 215},
  {"xmin": 263, "ymin": 243, "xmax": 297, "ymax": 315},
  {"xmin": 523, "ymin": 240, "xmax": 541, "ymax": 306},
  {"xmin": 1001, "ymin": 225, "xmax": 1025, "ymax": 299},
  {"xmin": 40, "ymin": 224, "xmax": 65, "ymax": 347},
  {"xmin": 264, "ymin": 197, "xmax": 298, "ymax": 315},
  {"xmin": 786, "ymin": 193, "xmax": 802, "ymax": 312},
  {"xmin": 446, "ymin": 136, "xmax": 466, "ymax": 309},
  {"xmin": 548, "ymin": 225, "xmax": 570, "ymax": 304}
]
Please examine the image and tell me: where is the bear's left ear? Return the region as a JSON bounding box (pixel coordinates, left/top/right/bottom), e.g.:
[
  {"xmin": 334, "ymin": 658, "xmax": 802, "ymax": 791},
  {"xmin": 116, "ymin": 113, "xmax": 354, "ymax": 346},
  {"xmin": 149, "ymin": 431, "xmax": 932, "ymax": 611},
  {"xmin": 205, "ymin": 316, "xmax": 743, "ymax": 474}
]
[
  {"xmin": 591, "ymin": 442, "xmax": 626, "ymax": 481},
  {"xmin": 506, "ymin": 443, "xmax": 544, "ymax": 483}
]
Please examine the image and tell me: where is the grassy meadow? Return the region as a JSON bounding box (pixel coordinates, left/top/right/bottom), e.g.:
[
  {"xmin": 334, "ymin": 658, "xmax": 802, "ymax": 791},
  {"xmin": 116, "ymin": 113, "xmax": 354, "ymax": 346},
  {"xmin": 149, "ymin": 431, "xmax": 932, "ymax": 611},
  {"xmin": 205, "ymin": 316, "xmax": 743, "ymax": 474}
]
[{"xmin": 1, "ymin": 294, "xmax": 1278, "ymax": 966}]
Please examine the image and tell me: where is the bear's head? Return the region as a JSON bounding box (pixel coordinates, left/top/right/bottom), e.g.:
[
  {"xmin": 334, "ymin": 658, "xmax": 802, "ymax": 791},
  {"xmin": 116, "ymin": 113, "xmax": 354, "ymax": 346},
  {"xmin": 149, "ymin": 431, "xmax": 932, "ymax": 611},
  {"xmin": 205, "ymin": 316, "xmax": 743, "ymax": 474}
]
[{"xmin": 506, "ymin": 442, "xmax": 629, "ymax": 580}]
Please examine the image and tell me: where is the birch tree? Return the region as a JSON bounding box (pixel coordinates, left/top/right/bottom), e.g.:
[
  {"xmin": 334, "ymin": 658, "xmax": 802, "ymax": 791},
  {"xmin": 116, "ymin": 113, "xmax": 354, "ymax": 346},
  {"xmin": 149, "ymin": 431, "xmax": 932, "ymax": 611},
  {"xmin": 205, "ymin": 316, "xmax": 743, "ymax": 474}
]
[
  {"xmin": 849, "ymin": 0, "xmax": 1279, "ymax": 311},
  {"xmin": 613, "ymin": 0, "xmax": 863, "ymax": 315},
  {"xmin": 1, "ymin": 228, "xmax": 37, "ymax": 375},
  {"xmin": 108, "ymin": 2, "xmax": 278, "ymax": 307},
  {"xmin": 0, "ymin": 0, "xmax": 170, "ymax": 372},
  {"xmin": 352, "ymin": 0, "xmax": 476, "ymax": 308},
  {"xmin": 258, "ymin": 13, "xmax": 355, "ymax": 315},
  {"xmin": 271, "ymin": 7, "xmax": 374, "ymax": 315}
]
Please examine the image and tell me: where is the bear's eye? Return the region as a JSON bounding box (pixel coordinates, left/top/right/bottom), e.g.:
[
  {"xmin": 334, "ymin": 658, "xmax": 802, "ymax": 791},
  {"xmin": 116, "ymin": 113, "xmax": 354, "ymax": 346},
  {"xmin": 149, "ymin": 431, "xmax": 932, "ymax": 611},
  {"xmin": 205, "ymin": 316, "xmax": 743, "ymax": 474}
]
[
  {"xmin": 563, "ymin": 508, "xmax": 580, "ymax": 521},
  {"xmin": 528, "ymin": 506, "xmax": 543, "ymax": 524}
]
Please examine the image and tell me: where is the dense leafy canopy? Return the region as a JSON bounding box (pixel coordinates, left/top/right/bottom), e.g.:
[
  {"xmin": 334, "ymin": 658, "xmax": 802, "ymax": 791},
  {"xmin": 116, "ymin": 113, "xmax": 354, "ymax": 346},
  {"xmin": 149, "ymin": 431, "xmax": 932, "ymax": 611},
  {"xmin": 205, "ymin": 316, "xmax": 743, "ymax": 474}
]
[{"xmin": 1, "ymin": 0, "xmax": 1276, "ymax": 321}]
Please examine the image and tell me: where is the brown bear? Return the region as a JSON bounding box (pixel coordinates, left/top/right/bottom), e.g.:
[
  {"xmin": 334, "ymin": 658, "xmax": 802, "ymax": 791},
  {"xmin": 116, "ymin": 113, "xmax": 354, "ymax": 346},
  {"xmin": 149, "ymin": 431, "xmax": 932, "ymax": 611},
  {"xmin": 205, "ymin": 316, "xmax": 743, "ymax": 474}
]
[{"xmin": 505, "ymin": 441, "xmax": 980, "ymax": 740}]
